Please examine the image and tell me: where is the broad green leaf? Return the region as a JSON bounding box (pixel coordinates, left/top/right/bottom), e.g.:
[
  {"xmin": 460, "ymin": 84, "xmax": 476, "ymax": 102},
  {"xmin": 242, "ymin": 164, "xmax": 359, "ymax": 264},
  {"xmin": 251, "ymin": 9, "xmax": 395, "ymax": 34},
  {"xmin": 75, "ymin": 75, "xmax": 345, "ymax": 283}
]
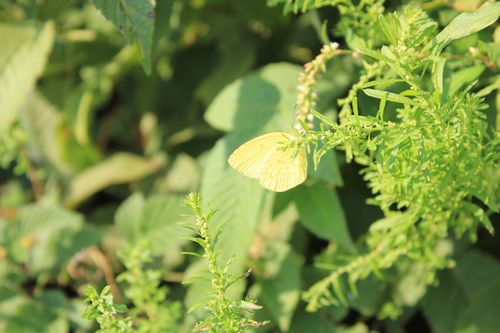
[
  {"xmin": 422, "ymin": 271, "xmax": 468, "ymax": 333},
  {"xmin": 456, "ymin": 279, "xmax": 500, "ymax": 333},
  {"xmin": 258, "ymin": 243, "xmax": 301, "ymax": 332},
  {"xmin": 454, "ymin": 250, "xmax": 500, "ymax": 296},
  {"xmin": 288, "ymin": 310, "xmax": 337, "ymax": 333},
  {"xmin": 197, "ymin": 42, "xmax": 256, "ymax": 104},
  {"xmin": 91, "ymin": 0, "xmax": 156, "ymax": 74},
  {"xmin": 309, "ymin": 151, "xmax": 343, "ymax": 185},
  {"xmin": 64, "ymin": 153, "xmax": 162, "ymax": 208},
  {"xmin": 201, "ymin": 136, "xmax": 265, "ymax": 270},
  {"xmin": 204, "ymin": 63, "xmax": 301, "ymax": 132},
  {"xmin": 5, "ymin": 203, "xmax": 98, "ymax": 274},
  {"xmin": 185, "ymin": 136, "xmax": 265, "ymax": 308},
  {"xmin": 1, "ymin": 296, "xmax": 67, "ymax": 333},
  {"xmin": 115, "ymin": 192, "xmax": 192, "ymax": 257},
  {"xmin": 435, "ymin": 2, "xmax": 500, "ymax": 45},
  {"xmin": 422, "ymin": 250, "xmax": 500, "ymax": 333},
  {"xmin": 293, "ymin": 183, "xmax": 354, "ymax": 252},
  {"xmin": 20, "ymin": 92, "xmax": 73, "ymax": 177},
  {"xmin": 0, "ymin": 22, "xmax": 55, "ymax": 136}
]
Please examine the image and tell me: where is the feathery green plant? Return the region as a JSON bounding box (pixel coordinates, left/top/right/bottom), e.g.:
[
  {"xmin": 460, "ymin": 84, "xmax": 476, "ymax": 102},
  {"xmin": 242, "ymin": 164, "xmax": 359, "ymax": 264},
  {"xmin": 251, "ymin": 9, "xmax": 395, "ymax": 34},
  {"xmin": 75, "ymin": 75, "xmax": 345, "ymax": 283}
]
[
  {"xmin": 83, "ymin": 286, "xmax": 133, "ymax": 333},
  {"xmin": 289, "ymin": 3, "xmax": 500, "ymax": 315},
  {"xmin": 182, "ymin": 193, "xmax": 268, "ymax": 332},
  {"xmin": 83, "ymin": 241, "xmax": 181, "ymax": 332}
]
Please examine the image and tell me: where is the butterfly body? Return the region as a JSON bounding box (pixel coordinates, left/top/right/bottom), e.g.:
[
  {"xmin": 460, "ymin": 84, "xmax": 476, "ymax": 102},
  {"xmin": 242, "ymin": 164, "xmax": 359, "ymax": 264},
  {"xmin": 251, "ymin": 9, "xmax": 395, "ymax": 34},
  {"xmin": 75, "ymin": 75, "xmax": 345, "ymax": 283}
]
[{"xmin": 228, "ymin": 132, "xmax": 307, "ymax": 192}]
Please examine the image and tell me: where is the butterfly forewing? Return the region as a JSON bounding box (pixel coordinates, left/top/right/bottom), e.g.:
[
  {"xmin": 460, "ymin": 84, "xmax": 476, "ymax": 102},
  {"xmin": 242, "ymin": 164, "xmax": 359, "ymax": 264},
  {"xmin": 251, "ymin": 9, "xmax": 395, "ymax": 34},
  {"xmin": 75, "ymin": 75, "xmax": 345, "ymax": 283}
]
[{"xmin": 228, "ymin": 132, "xmax": 290, "ymax": 179}]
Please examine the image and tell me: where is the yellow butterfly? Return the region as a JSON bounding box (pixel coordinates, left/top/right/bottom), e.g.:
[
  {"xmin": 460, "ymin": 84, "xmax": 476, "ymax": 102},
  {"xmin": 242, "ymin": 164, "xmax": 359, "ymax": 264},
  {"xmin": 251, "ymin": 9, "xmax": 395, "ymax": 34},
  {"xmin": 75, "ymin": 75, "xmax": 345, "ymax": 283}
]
[{"xmin": 228, "ymin": 132, "xmax": 307, "ymax": 192}]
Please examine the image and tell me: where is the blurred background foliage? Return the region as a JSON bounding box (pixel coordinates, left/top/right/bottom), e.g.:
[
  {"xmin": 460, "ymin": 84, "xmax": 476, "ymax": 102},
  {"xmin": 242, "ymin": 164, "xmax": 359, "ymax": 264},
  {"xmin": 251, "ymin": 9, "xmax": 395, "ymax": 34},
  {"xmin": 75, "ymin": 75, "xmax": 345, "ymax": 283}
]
[{"xmin": 0, "ymin": 0, "xmax": 498, "ymax": 332}]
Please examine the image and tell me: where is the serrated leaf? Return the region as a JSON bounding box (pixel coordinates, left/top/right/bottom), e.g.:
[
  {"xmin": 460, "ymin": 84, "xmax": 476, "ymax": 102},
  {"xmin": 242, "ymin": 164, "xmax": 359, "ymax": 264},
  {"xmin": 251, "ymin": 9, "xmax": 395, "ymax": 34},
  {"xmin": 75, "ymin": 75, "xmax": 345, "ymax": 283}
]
[
  {"xmin": 293, "ymin": 183, "xmax": 354, "ymax": 252},
  {"xmin": 64, "ymin": 153, "xmax": 161, "ymax": 207},
  {"xmin": 0, "ymin": 22, "xmax": 55, "ymax": 136},
  {"xmin": 115, "ymin": 192, "xmax": 192, "ymax": 256},
  {"xmin": 6, "ymin": 203, "xmax": 98, "ymax": 274},
  {"xmin": 436, "ymin": 2, "xmax": 500, "ymax": 46},
  {"xmin": 91, "ymin": 0, "xmax": 156, "ymax": 74}
]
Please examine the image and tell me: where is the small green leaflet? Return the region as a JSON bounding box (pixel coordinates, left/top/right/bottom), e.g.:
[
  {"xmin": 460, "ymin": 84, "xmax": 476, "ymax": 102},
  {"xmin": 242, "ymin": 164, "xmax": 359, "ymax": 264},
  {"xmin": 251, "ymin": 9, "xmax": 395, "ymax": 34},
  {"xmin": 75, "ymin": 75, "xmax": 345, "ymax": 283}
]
[{"xmin": 91, "ymin": 0, "xmax": 156, "ymax": 75}]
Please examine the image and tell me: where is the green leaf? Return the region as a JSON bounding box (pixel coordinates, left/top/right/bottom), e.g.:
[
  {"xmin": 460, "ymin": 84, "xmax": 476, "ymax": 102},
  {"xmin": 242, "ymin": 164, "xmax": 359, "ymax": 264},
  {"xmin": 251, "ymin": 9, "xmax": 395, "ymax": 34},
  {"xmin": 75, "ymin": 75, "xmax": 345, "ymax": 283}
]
[
  {"xmin": 456, "ymin": 279, "xmax": 500, "ymax": 333},
  {"xmin": 293, "ymin": 183, "xmax": 355, "ymax": 252},
  {"xmin": 0, "ymin": 296, "xmax": 67, "ymax": 333},
  {"xmin": 0, "ymin": 22, "xmax": 55, "ymax": 136},
  {"xmin": 6, "ymin": 203, "xmax": 99, "ymax": 274},
  {"xmin": 115, "ymin": 192, "xmax": 192, "ymax": 257},
  {"xmin": 200, "ymin": 136, "xmax": 265, "ymax": 270},
  {"xmin": 454, "ymin": 250, "xmax": 500, "ymax": 296},
  {"xmin": 435, "ymin": 2, "xmax": 500, "ymax": 46},
  {"xmin": 204, "ymin": 63, "xmax": 301, "ymax": 132},
  {"xmin": 91, "ymin": 0, "xmax": 156, "ymax": 74},
  {"xmin": 196, "ymin": 42, "xmax": 256, "ymax": 104},
  {"xmin": 64, "ymin": 153, "xmax": 162, "ymax": 208},
  {"xmin": 258, "ymin": 243, "xmax": 301, "ymax": 332},
  {"xmin": 363, "ymin": 88, "xmax": 419, "ymax": 106},
  {"xmin": 288, "ymin": 310, "xmax": 337, "ymax": 333},
  {"xmin": 20, "ymin": 92, "xmax": 73, "ymax": 176},
  {"xmin": 448, "ymin": 65, "xmax": 485, "ymax": 97},
  {"xmin": 309, "ymin": 151, "xmax": 343, "ymax": 186},
  {"xmin": 422, "ymin": 271, "xmax": 467, "ymax": 333},
  {"xmin": 185, "ymin": 135, "xmax": 265, "ymax": 308},
  {"xmin": 422, "ymin": 250, "xmax": 500, "ymax": 333}
]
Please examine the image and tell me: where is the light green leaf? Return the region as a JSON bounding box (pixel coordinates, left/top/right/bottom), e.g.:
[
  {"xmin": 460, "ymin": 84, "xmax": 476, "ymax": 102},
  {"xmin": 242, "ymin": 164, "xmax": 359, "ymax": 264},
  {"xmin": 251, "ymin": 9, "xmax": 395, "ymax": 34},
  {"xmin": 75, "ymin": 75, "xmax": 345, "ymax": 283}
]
[
  {"xmin": 0, "ymin": 22, "xmax": 55, "ymax": 136},
  {"xmin": 422, "ymin": 250, "xmax": 500, "ymax": 333},
  {"xmin": 288, "ymin": 310, "xmax": 337, "ymax": 333},
  {"xmin": 436, "ymin": 2, "xmax": 500, "ymax": 45},
  {"xmin": 196, "ymin": 42, "xmax": 256, "ymax": 104},
  {"xmin": 363, "ymin": 88, "xmax": 419, "ymax": 106},
  {"xmin": 91, "ymin": 0, "xmax": 156, "ymax": 74},
  {"xmin": 448, "ymin": 65, "xmax": 485, "ymax": 97},
  {"xmin": 20, "ymin": 92, "xmax": 73, "ymax": 177},
  {"xmin": 64, "ymin": 153, "xmax": 162, "ymax": 207},
  {"xmin": 5, "ymin": 203, "xmax": 99, "ymax": 274},
  {"xmin": 309, "ymin": 151, "xmax": 343, "ymax": 186},
  {"xmin": 454, "ymin": 250, "xmax": 500, "ymax": 296},
  {"xmin": 293, "ymin": 183, "xmax": 354, "ymax": 252},
  {"xmin": 422, "ymin": 271, "xmax": 467, "ymax": 333},
  {"xmin": 201, "ymin": 136, "xmax": 265, "ymax": 270},
  {"xmin": 258, "ymin": 243, "xmax": 301, "ymax": 332},
  {"xmin": 204, "ymin": 63, "xmax": 301, "ymax": 132},
  {"xmin": 456, "ymin": 279, "xmax": 500, "ymax": 333},
  {"xmin": 115, "ymin": 192, "xmax": 192, "ymax": 257}
]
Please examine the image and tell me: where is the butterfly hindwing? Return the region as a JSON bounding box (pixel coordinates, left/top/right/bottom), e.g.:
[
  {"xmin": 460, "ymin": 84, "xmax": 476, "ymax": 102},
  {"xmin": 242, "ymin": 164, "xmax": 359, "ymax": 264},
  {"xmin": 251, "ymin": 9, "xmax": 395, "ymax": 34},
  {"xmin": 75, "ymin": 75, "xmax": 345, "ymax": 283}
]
[{"xmin": 259, "ymin": 145, "xmax": 307, "ymax": 192}]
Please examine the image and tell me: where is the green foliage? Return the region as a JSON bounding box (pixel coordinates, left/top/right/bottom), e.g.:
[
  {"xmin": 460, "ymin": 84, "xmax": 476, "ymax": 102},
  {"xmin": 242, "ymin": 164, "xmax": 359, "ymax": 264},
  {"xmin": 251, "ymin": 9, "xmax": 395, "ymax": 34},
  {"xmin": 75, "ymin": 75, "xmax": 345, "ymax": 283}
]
[
  {"xmin": 299, "ymin": 3, "xmax": 500, "ymax": 316},
  {"xmin": 0, "ymin": 21, "xmax": 54, "ymax": 136},
  {"xmin": 83, "ymin": 286, "xmax": 133, "ymax": 333},
  {"xmin": 117, "ymin": 242, "xmax": 182, "ymax": 332},
  {"xmin": 1, "ymin": 0, "xmax": 499, "ymax": 332},
  {"xmin": 91, "ymin": 0, "xmax": 156, "ymax": 74},
  {"xmin": 183, "ymin": 193, "xmax": 268, "ymax": 333},
  {"xmin": 83, "ymin": 241, "xmax": 181, "ymax": 332}
]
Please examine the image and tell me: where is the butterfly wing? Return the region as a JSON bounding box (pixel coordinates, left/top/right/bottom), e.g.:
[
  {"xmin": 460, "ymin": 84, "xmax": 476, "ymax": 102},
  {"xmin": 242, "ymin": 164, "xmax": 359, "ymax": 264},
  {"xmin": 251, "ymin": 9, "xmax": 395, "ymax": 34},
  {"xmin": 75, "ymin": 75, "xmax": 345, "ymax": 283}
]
[
  {"xmin": 258, "ymin": 145, "xmax": 308, "ymax": 192},
  {"xmin": 228, "ymin": 132, "xmax": 291, "ymax": 179}
]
